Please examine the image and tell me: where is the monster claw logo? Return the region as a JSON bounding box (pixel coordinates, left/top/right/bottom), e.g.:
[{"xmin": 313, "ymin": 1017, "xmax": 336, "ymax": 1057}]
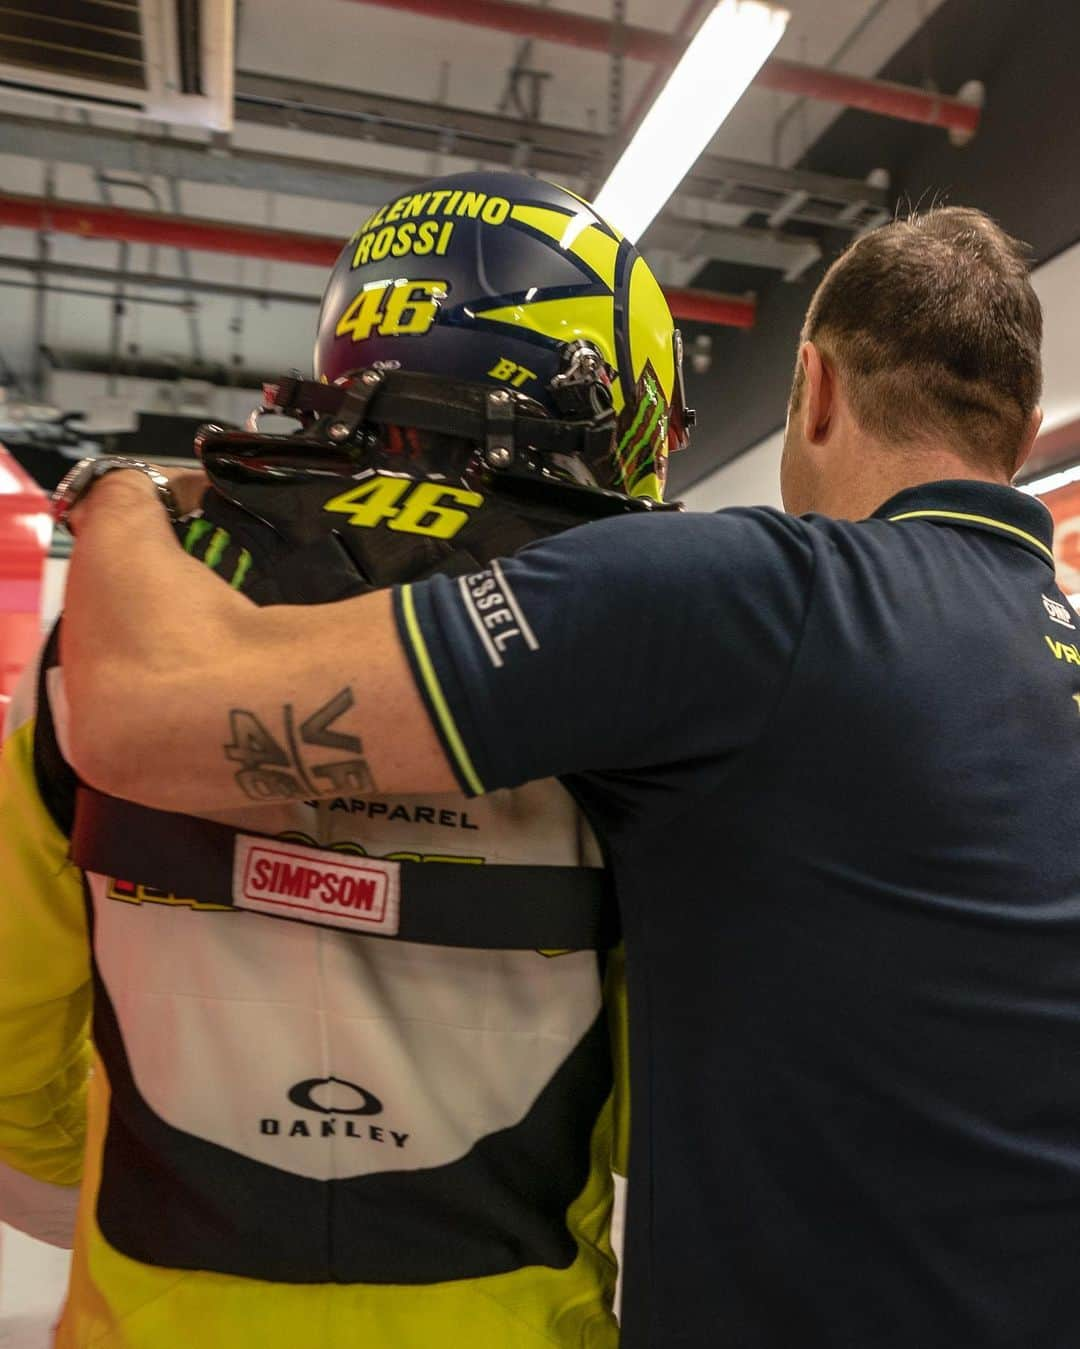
[{"xmin": 615, "ymin": 368, "xmax": 669, "ymax": 499}]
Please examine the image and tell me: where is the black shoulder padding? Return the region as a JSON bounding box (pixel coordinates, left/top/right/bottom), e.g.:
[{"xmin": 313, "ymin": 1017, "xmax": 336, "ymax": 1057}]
[{"xmin": 244, "ymin": 534, "xmax": 373, "ymax": 605}]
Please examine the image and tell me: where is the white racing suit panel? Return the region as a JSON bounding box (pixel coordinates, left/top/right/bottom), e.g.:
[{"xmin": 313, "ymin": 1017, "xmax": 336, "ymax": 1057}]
[{"xmin": 87, "ymin": 780, "xmax": 605, "ymax": 1182}]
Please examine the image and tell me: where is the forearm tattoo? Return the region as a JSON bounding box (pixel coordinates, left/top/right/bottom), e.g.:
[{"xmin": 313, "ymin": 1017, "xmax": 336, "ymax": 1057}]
[{"xmin": 224, "ymin": 688, "xmax": 375, "ymax": 802}]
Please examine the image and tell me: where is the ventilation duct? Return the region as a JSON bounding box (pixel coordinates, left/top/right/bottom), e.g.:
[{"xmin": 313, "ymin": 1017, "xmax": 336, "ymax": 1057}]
[{"xmin": 0, "ymin": 0, "xmax": 233, "ymax": 130}]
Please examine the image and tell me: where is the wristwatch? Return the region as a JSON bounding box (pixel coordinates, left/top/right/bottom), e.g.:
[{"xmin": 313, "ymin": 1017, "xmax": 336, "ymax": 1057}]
[{"xmin": 52, "ymin": 457, "xmax": 180, "ymax": 532}]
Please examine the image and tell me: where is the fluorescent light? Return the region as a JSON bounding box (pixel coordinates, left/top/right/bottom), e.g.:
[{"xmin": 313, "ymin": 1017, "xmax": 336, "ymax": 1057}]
[
  {"xmin": 1019, "ymin": 462, "xmax": 1080, "ymax": 497},
  {"xmin": 593, "ymin": 0, "xmax": 789, "ymax": 243}
]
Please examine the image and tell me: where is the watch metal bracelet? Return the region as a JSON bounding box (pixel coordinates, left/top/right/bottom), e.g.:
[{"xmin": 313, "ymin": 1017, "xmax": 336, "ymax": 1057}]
[{"xmin": 52, "ymin": 457, "xmax": 180, "ymax": 533}]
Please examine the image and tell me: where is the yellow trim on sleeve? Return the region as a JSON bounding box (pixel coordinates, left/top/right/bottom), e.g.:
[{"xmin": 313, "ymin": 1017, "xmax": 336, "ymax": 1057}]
[
  {"xmin": 399, "ymin": 585, "xmax": 486, "ymax": 796},
  {"xmin": 888, "ymin": 509, "xmax": 1056, "ymax": 565}
]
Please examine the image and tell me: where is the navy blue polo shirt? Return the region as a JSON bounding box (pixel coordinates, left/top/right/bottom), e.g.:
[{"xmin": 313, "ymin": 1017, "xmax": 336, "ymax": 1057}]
[{"xmin": 395, "ymin": 480, "xmax": 1080, "ymax": 1348}]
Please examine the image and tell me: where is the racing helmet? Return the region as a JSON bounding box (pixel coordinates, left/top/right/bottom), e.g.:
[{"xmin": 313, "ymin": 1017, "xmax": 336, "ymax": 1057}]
[{"xmin": 314, "ymin": 170, "xmax": 693, "ymax": 502}]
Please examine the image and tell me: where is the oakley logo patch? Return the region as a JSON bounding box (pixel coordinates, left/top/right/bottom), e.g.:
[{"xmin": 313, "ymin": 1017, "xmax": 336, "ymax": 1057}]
[
  {"xmin": 259, "ymin": 1077, "xmax": 411, "ymax": 1149},
  {"xmin": 234, "ymin": 836, "xmax": 400, "ymax": 935},
  {"xmin": 288, "ymin": 1076, "xmax": 383, "ymax": 1116}
]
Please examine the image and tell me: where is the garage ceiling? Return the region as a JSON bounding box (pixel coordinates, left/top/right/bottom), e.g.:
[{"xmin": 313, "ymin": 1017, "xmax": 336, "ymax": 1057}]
[{"xmin": 0, "ymin": 0, "xmax": 962, "ymax": 475}]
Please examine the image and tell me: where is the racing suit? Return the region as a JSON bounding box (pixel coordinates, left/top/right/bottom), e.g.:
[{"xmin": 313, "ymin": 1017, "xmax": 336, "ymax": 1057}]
[{"xmin": 0, "ymin": 490, "xmax": 629, "ymax": 1348}]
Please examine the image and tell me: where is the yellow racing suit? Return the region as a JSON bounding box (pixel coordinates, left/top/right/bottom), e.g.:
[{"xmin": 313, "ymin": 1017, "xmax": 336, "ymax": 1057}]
[{"xmin": 0, "ymin": 540, "xmax": 629, "ymax": 1347}]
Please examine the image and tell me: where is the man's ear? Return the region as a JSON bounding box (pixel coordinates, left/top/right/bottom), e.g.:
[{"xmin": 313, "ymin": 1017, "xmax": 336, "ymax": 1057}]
[
  {"xmin": 1013, "ymin": 406, "xmax": 1044, "ymax": 477},
  {"xmin": 800, "ymin": 341, "xmax": 835, "ymax": 446}
]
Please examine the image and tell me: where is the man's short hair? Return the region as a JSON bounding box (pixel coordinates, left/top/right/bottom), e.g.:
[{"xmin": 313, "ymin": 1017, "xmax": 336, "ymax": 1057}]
[{"xmin": 791, "ymin": 206, "xmax": 1043, "ymax": 470}]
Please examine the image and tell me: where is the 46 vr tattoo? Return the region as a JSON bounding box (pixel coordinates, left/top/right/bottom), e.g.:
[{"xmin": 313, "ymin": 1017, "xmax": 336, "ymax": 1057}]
[{"xmin": 225, "ymin": 688, "xmax": 374, "ymax": 802}]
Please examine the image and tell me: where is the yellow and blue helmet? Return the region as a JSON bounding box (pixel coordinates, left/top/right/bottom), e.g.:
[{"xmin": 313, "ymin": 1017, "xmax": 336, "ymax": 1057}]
[{"xmin": 314, "ymin": 170, "xmax": 693, "ymax": 502}]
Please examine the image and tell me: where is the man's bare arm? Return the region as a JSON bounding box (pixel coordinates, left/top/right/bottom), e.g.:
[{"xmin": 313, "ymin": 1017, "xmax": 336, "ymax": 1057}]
[{"xmin": 62, "ymin": 472, "xmax": 458, "ymax": 813}]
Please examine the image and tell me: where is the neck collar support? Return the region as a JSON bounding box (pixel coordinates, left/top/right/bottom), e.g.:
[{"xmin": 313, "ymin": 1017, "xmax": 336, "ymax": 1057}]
[{"xmin": 195, "ymin": 370, "xmax": 679, "ymax": 517}]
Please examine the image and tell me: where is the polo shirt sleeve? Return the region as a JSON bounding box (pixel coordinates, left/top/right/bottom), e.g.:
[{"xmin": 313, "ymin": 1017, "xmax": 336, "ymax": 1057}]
[{"xmin": 394, "ymin": 507, "xmax": 815, "ymax": 795}]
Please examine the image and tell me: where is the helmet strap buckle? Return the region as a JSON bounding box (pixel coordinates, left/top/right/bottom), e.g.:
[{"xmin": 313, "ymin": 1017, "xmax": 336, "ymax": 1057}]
[
  {"xmin": 484, "ymin": 389, "xmax": 517, "ymax": 472},
  {"xmin": 321, "ymin": 369, "xmax": 386, "ymax": 444}
]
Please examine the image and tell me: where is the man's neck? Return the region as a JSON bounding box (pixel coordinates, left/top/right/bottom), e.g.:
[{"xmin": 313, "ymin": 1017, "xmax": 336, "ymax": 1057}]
[{"xmin": 832, "ymin": 449, "xmax": 1012, "ymax": 521}]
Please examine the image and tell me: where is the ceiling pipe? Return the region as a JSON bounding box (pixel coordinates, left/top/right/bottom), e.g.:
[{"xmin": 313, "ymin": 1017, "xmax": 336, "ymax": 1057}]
[
  {"xmin": 753, "ymin": 63, "xmax": 979, "ymax": 136},
  {"xmin": 663, "ymin": 287, "xmax": 754, "ymax": 328},
  {"xmin": 0, "ymin": 193, "xmax": 340, "ymax": 269},
  {"xmin": 354, "ymin": 0, "xmax": 981, "ymax": 137},
  {"xmin": 0, "ymin": 192, "xmax": 756, "ymax": 328},
  {"xmin": 0, "ymin": 254, "xmax": 325, "ymax": 308},
  {"xmin": 351, "ymin": 0, "xmax": 681, "ymax": 60}
]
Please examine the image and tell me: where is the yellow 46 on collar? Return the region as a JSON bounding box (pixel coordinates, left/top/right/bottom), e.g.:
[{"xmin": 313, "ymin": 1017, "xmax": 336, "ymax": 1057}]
[{"xmin": 323, "ymin": 475, "xmax": 483, "ymax": 540}]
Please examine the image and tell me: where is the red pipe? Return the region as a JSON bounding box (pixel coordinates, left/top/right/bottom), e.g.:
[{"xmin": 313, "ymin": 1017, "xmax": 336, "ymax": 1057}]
[
  {"xmin": 664, "ymin": 287, "xmax": 755, "ymax": 328},
  {"xmin": 0, "ymin": 192, "xmax": 754, "ymax": 328},
  {"xmin": 757, "ymin": 60, "xmax": 980, "ymax": 136},
  {"xmin": 353, "ymin": 0, "xmax": 981, "ymax": 136},
  {"xmin": 0, "ymin": 194, "xmax": 341, "ymax": 268},
  {"xmin": 353, "ymin": 0, "xmax": 679, "ymax": 60}
]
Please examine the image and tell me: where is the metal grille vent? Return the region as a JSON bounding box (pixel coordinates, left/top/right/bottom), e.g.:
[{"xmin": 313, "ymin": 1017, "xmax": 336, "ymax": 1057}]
[
  {"xmin": 0, "ymin": 0, "xmax": 146, "ymax": 91},
  {"xmin": 175, "ymin": 0, "xmax": 201, "ymax": 95},
  {"xmin": 0, "ymin": 0, "xmax": 230, "ymax": 130}
]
